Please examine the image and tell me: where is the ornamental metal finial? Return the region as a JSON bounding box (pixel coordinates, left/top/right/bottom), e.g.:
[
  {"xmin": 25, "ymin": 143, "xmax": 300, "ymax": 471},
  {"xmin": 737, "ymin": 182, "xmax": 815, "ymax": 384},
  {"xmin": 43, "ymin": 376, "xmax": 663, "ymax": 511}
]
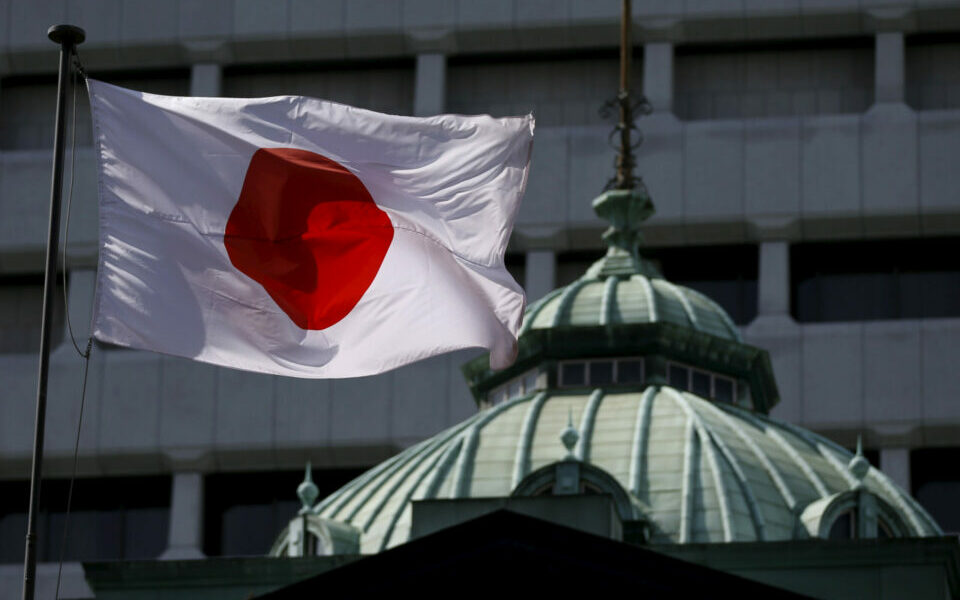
[
  {"xmin": 297, "ymin": 461, "xmax": 319, "ymax": 514},
  {"xmin": 591, "ymin": 0, "xmax": 657, "ymax": 277},
  {"xmin": 608, "ymin": 0, "xmax": 649, "ymax": 191},
  {"xmin": 560, "ymin": 408, "xmax": 580, "ymax": 459},
  {"xmin": 847, "ymin": 435, "xmax": 870, "ymax": 483}
]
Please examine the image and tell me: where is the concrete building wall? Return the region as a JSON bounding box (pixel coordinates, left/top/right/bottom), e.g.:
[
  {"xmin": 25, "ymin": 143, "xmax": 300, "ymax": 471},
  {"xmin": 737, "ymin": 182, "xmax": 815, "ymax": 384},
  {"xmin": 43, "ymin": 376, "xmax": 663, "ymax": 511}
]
[
  {"xmin": 675, "ymin": 42, "xmax": 874, "ymax": 120},
  {"xmin": 1, "ymin": 1, "xmax": 960, "ymax": 598},
  {"xmin": 447, "ymin": 55, "xmax": 639, "ymax": 126},
  {"xmin": 223, "ymin": 65, "xmax": 415, "ymax": 115},
  {"xmin": 0, "ymin": 74, "xmax": 189, "ymax": 151}
]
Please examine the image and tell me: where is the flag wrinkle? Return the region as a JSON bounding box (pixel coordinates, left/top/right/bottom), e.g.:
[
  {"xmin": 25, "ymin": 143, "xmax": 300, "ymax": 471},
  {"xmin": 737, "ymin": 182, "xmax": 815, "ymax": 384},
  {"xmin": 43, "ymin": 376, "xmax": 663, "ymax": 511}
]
[{"xmin": 88, "ymin": 79, "xmax": 531, "ymax": 378}]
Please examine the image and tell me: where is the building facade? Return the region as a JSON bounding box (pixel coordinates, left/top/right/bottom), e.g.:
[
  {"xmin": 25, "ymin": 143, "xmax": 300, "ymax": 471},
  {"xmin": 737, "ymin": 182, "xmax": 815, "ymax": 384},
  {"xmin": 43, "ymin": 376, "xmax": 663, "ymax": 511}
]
[{"xmin": 1, "ymin": 1, "xmax": 960, "ymax": 598}]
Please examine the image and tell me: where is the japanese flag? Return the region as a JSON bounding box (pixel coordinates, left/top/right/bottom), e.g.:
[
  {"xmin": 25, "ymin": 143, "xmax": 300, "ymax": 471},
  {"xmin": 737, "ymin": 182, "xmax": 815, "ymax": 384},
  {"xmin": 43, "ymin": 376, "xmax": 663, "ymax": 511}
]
[{"xmin": 88, "ymin": 79, "xmax": 533, "ymax": 378}]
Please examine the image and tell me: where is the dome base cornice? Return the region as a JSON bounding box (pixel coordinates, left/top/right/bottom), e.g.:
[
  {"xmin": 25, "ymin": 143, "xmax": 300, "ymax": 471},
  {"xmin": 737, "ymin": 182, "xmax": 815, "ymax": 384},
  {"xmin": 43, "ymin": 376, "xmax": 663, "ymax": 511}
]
[{"xmin": 462, "ymin": 322, "xmax": 780, "ymax": 414}]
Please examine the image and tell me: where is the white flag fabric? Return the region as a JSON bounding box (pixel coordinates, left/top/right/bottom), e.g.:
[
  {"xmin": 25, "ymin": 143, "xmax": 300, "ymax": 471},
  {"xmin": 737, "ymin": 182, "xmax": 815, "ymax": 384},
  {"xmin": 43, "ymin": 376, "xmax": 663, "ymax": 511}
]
[{"xmin": 88, "ymin": 79, "xmax": 533, "ymax": 378}]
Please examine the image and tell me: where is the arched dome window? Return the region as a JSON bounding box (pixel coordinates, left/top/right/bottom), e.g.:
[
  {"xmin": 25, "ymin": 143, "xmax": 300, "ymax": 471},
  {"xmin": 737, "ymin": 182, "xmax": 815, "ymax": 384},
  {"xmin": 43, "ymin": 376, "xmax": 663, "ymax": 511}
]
[
  {"xmin": 802, "ymin": 490, "xmax": 912, "ymax": 540},
  {"xmin": 269, "ymin": 515, "xmax": 360, "ymax": 558},
  {"xmin": 511, "ymin": 458, "xmax": 651, "ymax": 544},
  {"xmin": 827, "ymin": 509, "xmax": 856, "ymax": 540}
]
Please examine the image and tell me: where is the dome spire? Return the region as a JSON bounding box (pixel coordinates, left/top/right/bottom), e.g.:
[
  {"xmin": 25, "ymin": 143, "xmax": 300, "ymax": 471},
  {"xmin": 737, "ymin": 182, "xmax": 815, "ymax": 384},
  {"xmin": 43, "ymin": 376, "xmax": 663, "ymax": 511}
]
[
  {"xmin": 560, "ymin": 409, "xmax": 580, "ymax": 459},
  {"xmin": 847, "ymin": 435, "xmax": 870, "ymax": 485},
  {"xmin": 605, "ymin": 0, "xmax": 651, "ymax": 193},
  {"xmin": 297, "ymin": 461, "xmax": 319, "ymax": 514},
  {"xmin": 590, "ymin": 0, "xmax": 657, "ymax": 279}
]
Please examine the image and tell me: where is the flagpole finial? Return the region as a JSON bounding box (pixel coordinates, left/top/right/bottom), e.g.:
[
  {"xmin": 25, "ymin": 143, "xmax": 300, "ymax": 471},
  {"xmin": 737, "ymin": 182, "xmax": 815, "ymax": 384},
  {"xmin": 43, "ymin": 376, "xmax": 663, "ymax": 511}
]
[{"xmin": 48, "ymin": 25, "xmax": 85, "ymax": 46}]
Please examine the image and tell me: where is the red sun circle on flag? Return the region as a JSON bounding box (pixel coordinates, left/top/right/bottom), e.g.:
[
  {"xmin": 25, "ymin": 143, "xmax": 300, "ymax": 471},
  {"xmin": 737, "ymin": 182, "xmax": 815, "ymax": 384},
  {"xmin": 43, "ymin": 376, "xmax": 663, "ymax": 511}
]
[{"xmin": 224, "ymin": 148, "xmax": 394, "ymax": 330}]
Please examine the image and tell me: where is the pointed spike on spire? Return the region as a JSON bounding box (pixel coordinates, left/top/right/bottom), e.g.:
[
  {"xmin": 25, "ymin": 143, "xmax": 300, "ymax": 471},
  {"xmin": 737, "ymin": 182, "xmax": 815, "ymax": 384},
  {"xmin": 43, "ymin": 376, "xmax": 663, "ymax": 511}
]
[
  {"xmin": 297, "ymin": 461, "xmax": 320, "ymax": 514},
  {"xmin": 847, "ymin": 435, "xmax": 870, "ymax": 483},
  {"xmin": 590, "ymin": 0, "xmax": 657, "ymax": 277},
  {"xmin": 304, "ymin": 460, "xmax": 314, "ymax": 483},
  {"xmin": 560, "ymin": 407, "xmax": 580, "ymax": 459}
]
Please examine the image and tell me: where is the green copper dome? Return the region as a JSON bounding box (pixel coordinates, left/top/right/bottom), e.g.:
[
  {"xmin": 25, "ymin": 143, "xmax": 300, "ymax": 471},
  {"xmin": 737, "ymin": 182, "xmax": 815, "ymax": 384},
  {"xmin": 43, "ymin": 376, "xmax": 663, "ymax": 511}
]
[
  {"xmin": 271, "ymin": 126, "xmax": 943, "ymax": 562},
  {"xmin": 521, "ymin": 186, "xmax": 739, "ymax": 343},
  {"xmin": 520, "ymin": 270, "xmax": 741, "ymax": 342},
  {"xmin": 273, "ymin": 387, "xmax": 940, "ymax": 555},
  {"xmin": 462, "ymin": 186, "xmax": 779, "ymax": 414}
]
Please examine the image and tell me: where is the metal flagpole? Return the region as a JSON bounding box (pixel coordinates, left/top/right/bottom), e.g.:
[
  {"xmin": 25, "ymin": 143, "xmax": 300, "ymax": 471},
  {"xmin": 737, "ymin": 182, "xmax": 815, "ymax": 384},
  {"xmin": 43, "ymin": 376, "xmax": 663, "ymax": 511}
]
[{"xmin": 21, "ymin": 23, "xmax": 85, "ymax": 600}]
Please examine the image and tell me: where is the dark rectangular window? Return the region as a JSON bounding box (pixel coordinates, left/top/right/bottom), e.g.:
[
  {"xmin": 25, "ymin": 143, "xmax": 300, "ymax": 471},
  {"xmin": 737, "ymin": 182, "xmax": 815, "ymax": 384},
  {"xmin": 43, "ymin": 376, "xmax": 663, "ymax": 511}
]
[
  {"xmin": 617, "ymin": 359, "xmax": 644, "ymax": 384},
  {"xmin": 912, "ymin": 447, "xmax": 960, "ymax": 535},
  {"xmin": 560, "ymin": 362, "xmax": 586, "ymax": 387},
  {"xmin": 590, "ymin": 361, "xmax": 614, "ymax": 386},
  {"xmin": 204, "ymin": 469, "xmax": 364, "ymax": 557},
  {"xmin": 668, "ymin": 364, "xmax": 688, "ymax": 389},
  {"xmin": 791, "ymin": 238, "xmax": 960, "ymax": 322},
  {"xmin": 448, "ymin": 48, "xmax": 638, "ymax": 128},
  {"xmin": 906, "ymin": 34, "xmax": 960, "ymax": 111},
  {"xmin": 647, "ymin": 245, "xmax": 758, "ymax": 326},
  {"xmin": 0, "ymin": 70, "xmax": 189, "ymax": 150},
  {"xmin": 675, "ymin": 37, "xmax": 873, "ymax": 120},
  {"xmin": 691, "ymin": 370, "xmax": 712, "ymax": 397},
  {"xmin": 0, "ymin": 476, "xmax": 170, "ymax": 563},
  {"xmin": 0, "ymin": 274, "xmax": 65, "ymax": 354},
  {"xmin": 714, "ymin": 378, "xmax": 734, "ymax": 404}
]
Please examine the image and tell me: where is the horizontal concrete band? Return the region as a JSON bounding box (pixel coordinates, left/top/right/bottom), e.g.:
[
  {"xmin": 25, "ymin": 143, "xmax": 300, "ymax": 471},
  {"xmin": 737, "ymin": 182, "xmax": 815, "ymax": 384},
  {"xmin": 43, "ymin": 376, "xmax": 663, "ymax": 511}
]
[
  {"xmin": 1, "ymin": 316, "xmax": 958, "ymax": 478},
  {"xmin": 0, "ymin": 1, "xmax": 957, "ymax": 73},
  {"xmin": 2, "ymin": 105, "xmax": 960, "ymax": 270}
]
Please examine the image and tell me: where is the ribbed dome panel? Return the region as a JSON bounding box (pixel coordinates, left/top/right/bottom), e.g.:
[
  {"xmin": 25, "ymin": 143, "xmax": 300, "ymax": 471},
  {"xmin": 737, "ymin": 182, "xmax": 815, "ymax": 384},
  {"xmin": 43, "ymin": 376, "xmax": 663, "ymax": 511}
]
[
  {"xmin": 521, "ymin": 273, "xmax": 741, "ymax": 342},
  {"xmin": 310, "ymin": 388, "xmax": 940, "ymax": 552}
]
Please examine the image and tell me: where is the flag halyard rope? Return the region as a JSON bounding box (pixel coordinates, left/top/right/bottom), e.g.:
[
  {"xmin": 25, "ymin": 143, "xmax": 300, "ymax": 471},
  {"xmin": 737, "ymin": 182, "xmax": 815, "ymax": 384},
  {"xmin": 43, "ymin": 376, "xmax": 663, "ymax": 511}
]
[{"xmin": 54, "ymin": 47, "xmax": 94, "ymax": 600}]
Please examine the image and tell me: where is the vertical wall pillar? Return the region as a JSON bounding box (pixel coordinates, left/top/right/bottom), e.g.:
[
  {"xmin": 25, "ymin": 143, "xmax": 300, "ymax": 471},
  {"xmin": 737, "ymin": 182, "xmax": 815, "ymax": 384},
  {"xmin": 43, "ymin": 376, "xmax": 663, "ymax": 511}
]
[
  {"xmin": 879, "ymin": 447, "xmax": 911, "ymax": 492},
  {"xmin": 875, "ymin": 32, "xmax": 905, "ymax": 104},
  {"xmin": 190, "ymin": 63, "xmax": 223, "ymax": 98},
  {"xmin": 642, "ymin": 42, "xmax": 673, "ymax": 113},
  {"xmin": 161, "ymin": 471, "xmax": 205, "ymax": 559},
  {"xmin": 414, "ymin": 53, "xmax": 446, "ymax": 117},
  {"xmin": 525, "ymin": 250, "xmax": 556, "ymax": 302},
  {"xmin": 758, "ymin": 241, "xmax": 790, "ymax": 317}
]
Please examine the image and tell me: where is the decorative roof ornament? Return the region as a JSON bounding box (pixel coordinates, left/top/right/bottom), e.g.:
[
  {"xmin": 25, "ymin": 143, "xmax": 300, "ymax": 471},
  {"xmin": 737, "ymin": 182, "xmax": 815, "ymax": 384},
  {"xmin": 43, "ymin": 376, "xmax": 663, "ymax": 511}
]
[
  {"xmin": 601, "ymin": 0, "xmax": 652, "ymax": 193},
  {"xmin": 297, "ymin": 461, "xmax": 319, "ymax": 514},
  {"xmin": 560, "ymin": 409, "xmax": 580, "ymax": 459},
  {"xmin": 592, "ymin": 0, "xmax": 658, "ymax": 279},
  {"xmin": 847, "ymin": 435, "xmax": 871, "ymax": 485}
]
